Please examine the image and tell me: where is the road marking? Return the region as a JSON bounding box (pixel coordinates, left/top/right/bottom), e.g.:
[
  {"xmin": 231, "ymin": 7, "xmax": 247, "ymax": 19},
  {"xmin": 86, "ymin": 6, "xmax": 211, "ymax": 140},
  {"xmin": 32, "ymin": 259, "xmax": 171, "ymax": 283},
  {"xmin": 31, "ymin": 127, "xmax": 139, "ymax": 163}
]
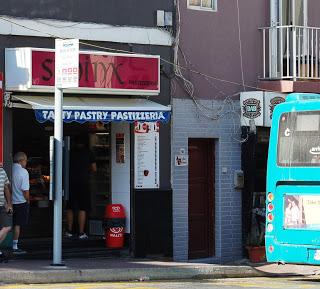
[{"xmin": 0, "ymin": 283, "xmax": 161, "ymax": 289}]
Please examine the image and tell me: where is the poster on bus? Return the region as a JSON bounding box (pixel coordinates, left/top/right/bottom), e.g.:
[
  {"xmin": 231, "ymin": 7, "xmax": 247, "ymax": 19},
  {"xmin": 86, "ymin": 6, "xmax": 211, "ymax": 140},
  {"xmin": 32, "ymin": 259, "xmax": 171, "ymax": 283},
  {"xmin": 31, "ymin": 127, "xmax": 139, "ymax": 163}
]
[
  {"xmin": 284, "ymin": 195, "xmax": 320, "ymax": 230},
  {"xmin": 134, "ymin": 122, "xmax": 160, "ymax": 189}
]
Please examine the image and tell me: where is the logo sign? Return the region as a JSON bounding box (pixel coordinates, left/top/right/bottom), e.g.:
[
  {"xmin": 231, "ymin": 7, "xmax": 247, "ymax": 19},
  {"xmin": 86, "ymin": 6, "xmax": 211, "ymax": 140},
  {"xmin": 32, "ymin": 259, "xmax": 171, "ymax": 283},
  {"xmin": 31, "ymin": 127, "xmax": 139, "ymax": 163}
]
[
  {"xmin": 55, "ymin": 39, "xmax": 79, "ymax": 88},
  {"xmin": 242, "ymin": 98, "xmax": 261, "ymax": 119},
  {"xmin": 29, "ymin": 49, "xmax": 160, "ymax": 95},
  {"xmin": 112, "ymin": 206, "xmax": 121, "ymax": 213},
  {"xmin": 240, "ymin": 92, "xmax": 264, "ymax": 126},
  {"xmin": 264, "ymin": 92, "xmax": 286, "ymax": 127},
  {"xmin": 310, "ymin": 146, "xmax": 320, "ymax": 155},
  {"xmin": 270, "ymin": 97, "xmax": 285, "ymax": 118},
  {"xmin": 110, "ymin": 227, "xmax": 124, "ymax": 234}
]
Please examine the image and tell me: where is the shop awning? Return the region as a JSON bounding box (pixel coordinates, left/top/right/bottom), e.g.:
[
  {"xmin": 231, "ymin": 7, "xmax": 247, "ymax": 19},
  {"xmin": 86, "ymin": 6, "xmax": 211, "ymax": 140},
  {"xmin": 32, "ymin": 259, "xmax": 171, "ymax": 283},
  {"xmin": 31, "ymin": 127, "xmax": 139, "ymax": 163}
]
[{"xmin": 12, "ymin": 95, "xmax": 171, "ymax": 123}]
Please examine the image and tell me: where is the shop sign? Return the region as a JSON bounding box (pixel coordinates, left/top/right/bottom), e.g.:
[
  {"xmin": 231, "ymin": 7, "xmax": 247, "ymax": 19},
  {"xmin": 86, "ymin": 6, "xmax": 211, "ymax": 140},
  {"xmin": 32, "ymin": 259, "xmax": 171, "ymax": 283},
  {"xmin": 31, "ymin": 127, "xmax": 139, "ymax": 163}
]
[
  {"xmin": 240, "ymin": 91, "xmax": 264, "ymax": 127},
  {"xmin": 55, "ymin": 39, "xmax": 79, "ymax": 88},
  {"xmin": 5, "ymin": 48, "xmax": 160, "ymax": 95},
  {"xmin": 264, "ymin": 92, "xmax": 286, "ymax": 127},
  {"xmin": 34, "ymin": 109, "xmax": 170, "ymax": 123},
  {"xmin": 134, "ymin": 122, "xmax": 160, "ymax": 189}
]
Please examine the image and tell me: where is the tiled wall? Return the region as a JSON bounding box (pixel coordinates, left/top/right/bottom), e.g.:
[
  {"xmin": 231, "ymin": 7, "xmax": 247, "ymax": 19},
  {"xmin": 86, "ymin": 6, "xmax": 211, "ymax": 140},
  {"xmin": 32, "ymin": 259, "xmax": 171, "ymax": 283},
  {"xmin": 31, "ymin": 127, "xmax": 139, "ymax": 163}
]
[{"xmin": 172, "ymin": 98, "xmax": 243, "ymax": 263}]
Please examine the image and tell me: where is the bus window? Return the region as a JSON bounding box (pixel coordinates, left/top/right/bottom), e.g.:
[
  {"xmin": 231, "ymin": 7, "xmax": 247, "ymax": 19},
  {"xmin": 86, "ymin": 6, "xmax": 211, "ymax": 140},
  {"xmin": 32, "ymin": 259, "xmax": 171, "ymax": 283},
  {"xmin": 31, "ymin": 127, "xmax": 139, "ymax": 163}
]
[{"xmin": 277, "ymin": 111, "xmax": 320, "ymax": 166}]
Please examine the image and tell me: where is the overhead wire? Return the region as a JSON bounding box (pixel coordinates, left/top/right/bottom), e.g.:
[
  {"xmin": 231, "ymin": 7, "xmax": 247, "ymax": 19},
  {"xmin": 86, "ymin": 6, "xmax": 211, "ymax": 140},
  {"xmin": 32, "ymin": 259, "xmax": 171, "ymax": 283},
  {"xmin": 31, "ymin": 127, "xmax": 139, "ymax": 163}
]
[
  {"xmin": 0, "ymin": 15, "xmax": 275, "ymax": 94},
  {"xmin": 0, "ymin": 13, "xmax": 264, "ymax": 143},
  {"xmin": 172, "ymin": 0, "xmax": 250, "ymax": 143},
  {"xmin": 0, "ymin": 13, "xmax": 254, "ymax": 142},
  {"xmin": 236, "ymin": 0, "xmax": 246, "ymax": 92}
]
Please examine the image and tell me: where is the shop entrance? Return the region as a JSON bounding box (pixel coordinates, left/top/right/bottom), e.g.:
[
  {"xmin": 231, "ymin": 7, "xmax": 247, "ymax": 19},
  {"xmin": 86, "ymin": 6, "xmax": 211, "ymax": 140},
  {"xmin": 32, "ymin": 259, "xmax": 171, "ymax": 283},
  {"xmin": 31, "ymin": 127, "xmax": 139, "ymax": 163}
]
[{"xmin": 12, "ymin": 108, "xmax": 112, "ymax": 255}]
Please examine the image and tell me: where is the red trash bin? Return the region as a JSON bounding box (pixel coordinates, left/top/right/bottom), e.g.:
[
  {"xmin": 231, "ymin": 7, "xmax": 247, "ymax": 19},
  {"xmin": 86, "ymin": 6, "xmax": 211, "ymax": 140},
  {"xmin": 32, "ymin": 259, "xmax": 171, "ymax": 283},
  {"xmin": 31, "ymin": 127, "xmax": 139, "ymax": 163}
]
[{"xmin": 104, "ymin": 204, "xmax": 126, "ymax": 249}]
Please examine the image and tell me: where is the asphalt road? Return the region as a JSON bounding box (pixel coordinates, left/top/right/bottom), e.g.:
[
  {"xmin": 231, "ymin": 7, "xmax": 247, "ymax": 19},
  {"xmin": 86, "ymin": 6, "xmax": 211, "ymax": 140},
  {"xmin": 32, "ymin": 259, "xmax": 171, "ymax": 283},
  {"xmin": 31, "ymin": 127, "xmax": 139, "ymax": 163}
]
[{"xmin": 2, "ymin": 278, "xmax": 320, "ymax": 289}]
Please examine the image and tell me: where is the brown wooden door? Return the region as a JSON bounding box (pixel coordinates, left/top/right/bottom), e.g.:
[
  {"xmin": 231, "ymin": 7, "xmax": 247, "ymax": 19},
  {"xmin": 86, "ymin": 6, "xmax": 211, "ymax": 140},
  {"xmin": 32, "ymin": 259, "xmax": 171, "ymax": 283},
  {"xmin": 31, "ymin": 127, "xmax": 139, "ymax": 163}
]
[{"xmin": 188, "ymin": 138, "xmax": 215, "ymax": 259}]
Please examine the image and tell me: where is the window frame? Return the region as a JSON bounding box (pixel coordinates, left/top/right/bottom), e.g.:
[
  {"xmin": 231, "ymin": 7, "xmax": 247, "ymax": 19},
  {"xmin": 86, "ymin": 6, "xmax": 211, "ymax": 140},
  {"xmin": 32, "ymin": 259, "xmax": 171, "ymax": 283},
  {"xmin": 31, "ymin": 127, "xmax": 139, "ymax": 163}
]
[
  {"xmin": 187, "ymin": 0, "xmax": 217, "ymax": 12},
  {"xmin": 277, "ymin": 111, "xmax": 320, "ymax": 167}
]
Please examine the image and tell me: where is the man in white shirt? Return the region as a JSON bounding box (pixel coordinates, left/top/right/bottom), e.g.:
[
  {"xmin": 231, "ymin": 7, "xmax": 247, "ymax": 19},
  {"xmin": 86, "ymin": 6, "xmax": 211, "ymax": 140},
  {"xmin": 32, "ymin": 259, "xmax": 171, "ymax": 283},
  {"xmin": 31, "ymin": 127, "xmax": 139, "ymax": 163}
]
[
  {"xmin": 0, "ymin": 167, "xmax": 12, "ymax": 262},
  {"xmin": 12, "ymin": 152, "xmax": 30, "ymax": 254}
]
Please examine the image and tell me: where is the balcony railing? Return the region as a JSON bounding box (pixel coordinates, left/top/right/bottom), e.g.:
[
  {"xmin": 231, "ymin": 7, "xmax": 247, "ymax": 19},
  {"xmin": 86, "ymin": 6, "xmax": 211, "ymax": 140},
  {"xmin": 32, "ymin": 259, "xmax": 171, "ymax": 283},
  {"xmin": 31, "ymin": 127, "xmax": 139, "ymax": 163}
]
[{"xmin": 260, "ymin": 25, "xmax": 320, "ymax": 80}]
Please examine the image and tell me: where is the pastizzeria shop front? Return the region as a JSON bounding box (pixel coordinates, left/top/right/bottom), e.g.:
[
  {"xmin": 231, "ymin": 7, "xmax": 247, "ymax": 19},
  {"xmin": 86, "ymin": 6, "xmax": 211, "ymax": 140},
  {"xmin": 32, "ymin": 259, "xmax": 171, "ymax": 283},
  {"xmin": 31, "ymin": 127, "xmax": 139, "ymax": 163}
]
[{"xmin": 3, "ymin": 47, "xmax": 171, "ymax": 257}]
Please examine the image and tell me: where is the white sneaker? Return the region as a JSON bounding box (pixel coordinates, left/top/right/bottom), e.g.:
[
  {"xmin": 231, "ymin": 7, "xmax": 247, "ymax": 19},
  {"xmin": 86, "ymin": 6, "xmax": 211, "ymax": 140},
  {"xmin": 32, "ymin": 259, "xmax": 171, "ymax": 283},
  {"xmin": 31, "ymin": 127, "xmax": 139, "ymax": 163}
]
[
  {"xmin": 64, "ymin": 230, "xmax": 73, "ymax": 238},
  {"xmin": 79, "ymin": 233, "xmax": 88, "ymax": 240}
]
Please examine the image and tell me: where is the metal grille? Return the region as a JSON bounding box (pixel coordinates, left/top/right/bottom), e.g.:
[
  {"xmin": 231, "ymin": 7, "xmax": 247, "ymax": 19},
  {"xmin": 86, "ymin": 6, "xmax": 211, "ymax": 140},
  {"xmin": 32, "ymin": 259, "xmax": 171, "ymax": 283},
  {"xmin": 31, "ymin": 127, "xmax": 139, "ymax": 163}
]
[{"xmin": 89, "ymin": 219, "xmax": 104, "ymax": 236}]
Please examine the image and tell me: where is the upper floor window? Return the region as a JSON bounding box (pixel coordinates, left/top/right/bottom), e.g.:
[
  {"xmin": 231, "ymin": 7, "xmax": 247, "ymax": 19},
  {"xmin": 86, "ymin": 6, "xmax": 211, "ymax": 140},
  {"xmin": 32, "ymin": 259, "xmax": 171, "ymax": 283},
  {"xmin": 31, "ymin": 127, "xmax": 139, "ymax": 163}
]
[{"xmin": 188, "ymin": 0, "xmax": 217, "ymax": 12}]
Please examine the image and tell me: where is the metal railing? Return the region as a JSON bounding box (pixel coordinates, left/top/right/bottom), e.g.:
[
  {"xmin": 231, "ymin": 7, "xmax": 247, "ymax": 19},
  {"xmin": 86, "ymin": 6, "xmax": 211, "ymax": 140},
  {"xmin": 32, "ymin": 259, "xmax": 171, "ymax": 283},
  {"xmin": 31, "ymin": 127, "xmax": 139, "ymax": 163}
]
[{"xmin": 260, "ymin": 25, "xmax": 320, "ymax": 80}]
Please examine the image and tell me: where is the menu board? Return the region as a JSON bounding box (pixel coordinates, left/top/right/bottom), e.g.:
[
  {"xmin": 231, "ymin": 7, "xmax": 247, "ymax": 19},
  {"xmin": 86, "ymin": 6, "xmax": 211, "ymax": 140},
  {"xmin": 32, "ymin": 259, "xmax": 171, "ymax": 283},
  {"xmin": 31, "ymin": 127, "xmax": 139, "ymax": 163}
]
[{"xmin": 134, "ymin": 122, "xmax": 160, "ymax": 189}]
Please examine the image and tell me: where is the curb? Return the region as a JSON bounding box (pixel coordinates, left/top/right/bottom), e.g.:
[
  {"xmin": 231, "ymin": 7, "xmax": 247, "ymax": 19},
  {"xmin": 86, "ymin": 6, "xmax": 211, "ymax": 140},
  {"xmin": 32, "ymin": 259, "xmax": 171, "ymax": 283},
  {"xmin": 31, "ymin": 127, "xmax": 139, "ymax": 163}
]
[{"xmin": 0, "ymin": 266, "xmax": 268, "ymax": 284}]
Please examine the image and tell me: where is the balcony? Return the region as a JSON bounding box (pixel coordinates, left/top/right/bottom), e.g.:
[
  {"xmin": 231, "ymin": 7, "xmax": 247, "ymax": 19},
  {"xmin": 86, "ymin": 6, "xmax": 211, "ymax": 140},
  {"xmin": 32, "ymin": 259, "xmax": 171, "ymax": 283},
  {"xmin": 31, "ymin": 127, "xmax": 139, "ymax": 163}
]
[{"xmin": 259, "ymin": 25, "xmax": 320, "ymax": 93}]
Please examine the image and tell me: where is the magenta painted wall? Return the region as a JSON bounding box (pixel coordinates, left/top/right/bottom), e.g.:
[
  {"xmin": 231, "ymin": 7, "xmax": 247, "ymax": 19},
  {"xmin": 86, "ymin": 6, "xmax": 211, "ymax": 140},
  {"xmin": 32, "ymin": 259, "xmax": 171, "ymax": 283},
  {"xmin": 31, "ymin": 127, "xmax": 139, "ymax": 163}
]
[{"xmin": 175, "ymin": 0, "xmax": 268, "ymax": 99}]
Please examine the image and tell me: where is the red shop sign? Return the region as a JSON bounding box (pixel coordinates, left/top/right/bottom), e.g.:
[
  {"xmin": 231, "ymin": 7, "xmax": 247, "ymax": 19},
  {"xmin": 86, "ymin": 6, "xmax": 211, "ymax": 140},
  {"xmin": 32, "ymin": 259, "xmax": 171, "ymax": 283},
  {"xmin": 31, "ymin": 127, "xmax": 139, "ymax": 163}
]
[{"xmin": 31, "ymin": 50, "xmax": 160, "ymax": 95}]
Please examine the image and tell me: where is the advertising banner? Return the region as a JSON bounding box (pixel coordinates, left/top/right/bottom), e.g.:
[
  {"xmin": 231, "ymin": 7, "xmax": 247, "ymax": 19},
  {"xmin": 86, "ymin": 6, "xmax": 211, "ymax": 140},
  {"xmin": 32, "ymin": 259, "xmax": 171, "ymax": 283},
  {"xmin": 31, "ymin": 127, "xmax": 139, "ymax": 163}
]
[
  {"xmin": 134, "ymin": 122, "xmax": 160, "ymax": 189},
  {"xmin": 284, "ymin": 194, "xmax": 320, "ymax": 230}
]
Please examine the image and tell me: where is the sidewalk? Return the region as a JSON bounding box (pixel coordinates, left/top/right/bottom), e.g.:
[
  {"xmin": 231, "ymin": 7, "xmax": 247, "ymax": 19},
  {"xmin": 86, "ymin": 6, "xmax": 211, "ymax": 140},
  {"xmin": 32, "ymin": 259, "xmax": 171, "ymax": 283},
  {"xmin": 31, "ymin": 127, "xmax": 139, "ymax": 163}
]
[{"xmin": 1, "ymin": 257, "xmax": 320, "ymax": 284}]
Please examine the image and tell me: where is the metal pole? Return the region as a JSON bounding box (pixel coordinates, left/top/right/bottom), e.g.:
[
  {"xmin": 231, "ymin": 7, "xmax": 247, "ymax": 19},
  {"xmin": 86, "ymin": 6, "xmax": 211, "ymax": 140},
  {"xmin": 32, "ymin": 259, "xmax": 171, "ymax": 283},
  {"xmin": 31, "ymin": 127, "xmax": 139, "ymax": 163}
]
[{"xmin": 53, "ymin": 86, "xmax": 63, "ymax": 265}]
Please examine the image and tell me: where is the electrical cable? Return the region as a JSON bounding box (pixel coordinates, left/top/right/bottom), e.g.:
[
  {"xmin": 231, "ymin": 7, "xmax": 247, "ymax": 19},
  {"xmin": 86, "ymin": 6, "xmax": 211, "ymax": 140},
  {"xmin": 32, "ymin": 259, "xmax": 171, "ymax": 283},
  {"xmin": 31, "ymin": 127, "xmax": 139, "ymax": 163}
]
[
  {"xmin": 236, "ymin": 0, "xmax": 246, "ymax": 92},
  {"xmin": 0, "ymin": 15, "xmax": 276, "ymax": 93},
  {"xmin": 0, "ymin": 13, "xmax": 260, "ymax": 142}
]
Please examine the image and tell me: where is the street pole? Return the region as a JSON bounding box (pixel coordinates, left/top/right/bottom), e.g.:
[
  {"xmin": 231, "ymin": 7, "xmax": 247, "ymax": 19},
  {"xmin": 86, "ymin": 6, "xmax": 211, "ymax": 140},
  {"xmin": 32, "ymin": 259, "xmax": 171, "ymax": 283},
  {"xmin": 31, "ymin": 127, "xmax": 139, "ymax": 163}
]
[
  {"xmin": 52, "ymin": 85, "xmax": 63, "ymax": 266},
  {"xmin": 52, "ymin": 38, "xmax": 78, "ymax": 266}
]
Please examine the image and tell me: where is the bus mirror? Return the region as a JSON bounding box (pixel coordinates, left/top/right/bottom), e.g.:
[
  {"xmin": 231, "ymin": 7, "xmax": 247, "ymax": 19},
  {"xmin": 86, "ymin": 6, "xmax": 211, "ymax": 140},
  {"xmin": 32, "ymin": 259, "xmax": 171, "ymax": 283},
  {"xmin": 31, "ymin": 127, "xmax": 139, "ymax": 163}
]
[{"xmin": 234, "ymin": 170, "xmax": 244, "ymax": 189}]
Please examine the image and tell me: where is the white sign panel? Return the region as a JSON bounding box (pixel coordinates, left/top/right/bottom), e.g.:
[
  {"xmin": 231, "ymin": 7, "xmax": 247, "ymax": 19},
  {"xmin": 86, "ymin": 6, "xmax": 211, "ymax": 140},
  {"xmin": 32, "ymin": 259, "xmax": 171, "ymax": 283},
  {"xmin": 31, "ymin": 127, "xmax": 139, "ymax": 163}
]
[
  {"xmin": 264, "ymin": 92, "xmax": 286, "ymax": 127},
  {"xmin": 175, "ymin": 155, "xmax": 188, "ymax": 167},
  {"xmin": 240, "ymin": 91, "xmax": 264, "ymax": 127},
  {"xmin": 134, "ymin": 122, "xmax": 160, "ymax": 189},
  {"xmin": 55, "ymin": 39, "xmax": 79, "ymax": 88}
]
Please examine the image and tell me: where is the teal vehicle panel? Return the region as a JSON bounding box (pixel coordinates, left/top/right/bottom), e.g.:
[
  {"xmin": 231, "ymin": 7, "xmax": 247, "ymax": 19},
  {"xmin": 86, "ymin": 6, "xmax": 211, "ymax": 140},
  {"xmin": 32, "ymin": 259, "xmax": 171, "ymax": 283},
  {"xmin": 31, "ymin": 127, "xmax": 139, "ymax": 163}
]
[{"xmin": 266, "ymin": 93, "xmax": 320, "ymax": 264}]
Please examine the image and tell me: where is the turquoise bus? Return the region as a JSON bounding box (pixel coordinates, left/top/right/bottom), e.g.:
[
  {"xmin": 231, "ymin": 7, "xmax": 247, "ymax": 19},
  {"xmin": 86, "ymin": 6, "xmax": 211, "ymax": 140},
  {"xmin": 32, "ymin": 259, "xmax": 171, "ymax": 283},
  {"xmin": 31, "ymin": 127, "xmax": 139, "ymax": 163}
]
[{"xmin": 266, "ymin": 93, "xmax": 320, "ymax": 264}]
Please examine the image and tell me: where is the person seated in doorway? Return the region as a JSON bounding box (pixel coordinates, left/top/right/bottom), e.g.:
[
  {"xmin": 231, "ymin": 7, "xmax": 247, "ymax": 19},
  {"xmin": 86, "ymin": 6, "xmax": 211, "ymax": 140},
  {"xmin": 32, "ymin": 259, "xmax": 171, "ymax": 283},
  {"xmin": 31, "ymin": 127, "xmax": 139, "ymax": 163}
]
[
  {"xmin": 65, "ymin": 135, "xmax": 96, "ymax": 240},
  {"xmin": 12, "ymin": 152, "xmax": 30, "ymax": 254}
]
